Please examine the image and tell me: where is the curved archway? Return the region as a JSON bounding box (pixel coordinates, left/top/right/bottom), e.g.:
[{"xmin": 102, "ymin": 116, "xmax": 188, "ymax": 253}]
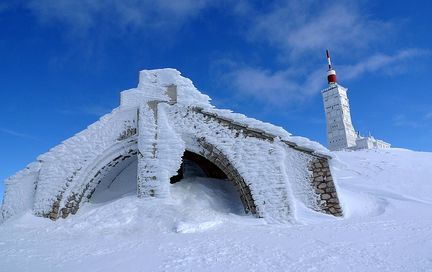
[
  {"xmin": 59, "ymin": 140, "xmax": 138, "ymax": 218},
  {"xmin": 58, "ymin": 137, "xmax": 258, "ymax": 219},
  {"xmin": 170, "ymin": 150, "xmax": 227, "ymax": 183},
  {"xmin": 88, "ymin": 154, "xmax": 138, "ymax": 204},
  {"xmin": 169, "ymin": 149, "xmax": 257, "ymax": 215},
  {"xmin": 179, "ymin": 137, "xmax": 258, "ymax": 216}
]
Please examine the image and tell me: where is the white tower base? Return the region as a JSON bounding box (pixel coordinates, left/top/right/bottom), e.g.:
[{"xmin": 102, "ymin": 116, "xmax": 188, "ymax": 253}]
[{"xmin": 322, "ymin": 84, "xmax": 357, "ymax": 151}]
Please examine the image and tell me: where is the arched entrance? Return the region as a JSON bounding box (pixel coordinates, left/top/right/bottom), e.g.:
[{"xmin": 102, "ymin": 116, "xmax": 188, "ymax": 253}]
[
  {"xmin": 58, "ymin": 145, "xmax": 139, "ymax": 218},
  {"xmin": 169, "ymin": 150, "xmax": 245, "ymax": 215},
  {"xmin": 170, "ymin": 149, "xmax": 257, "ymax": 215},
  {"xmin": 89, "ymin": 154, "xmax": 138, "ymax": 203},
  {"xmin": 58, "ymin": 139, "xmax": 258, "ymax": 219},
  {"xmin": 85, "ymin": 149, "xmax": 257, "ymax": 216},
  {"xmin": 170, "ymin": 151, "xmax": 227, "ymax": 183}
]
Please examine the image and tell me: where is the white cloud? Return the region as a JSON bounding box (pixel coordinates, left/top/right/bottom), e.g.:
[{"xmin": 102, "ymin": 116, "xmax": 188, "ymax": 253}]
[
  {"xmin": 247, "ymin": 1, "xmax": 391, "ymax": 58},
  {"xmin": 226, "ymin": 48, "xmax": 426, "ymax": 107},
  {"xmin": 20, "ymin": 0, "xmax": 429, "ymax": 109},
  {"xmin": 340, "ymin": 49, "xmax": 430, "ymax": 80},
  {"xmin": 26, "ymin": 0, "xmax": 213, "ymax": 33},
  {"xmin": 227, "ymin": 66, "xmax": 323, "ymax": 106},
  {"xmin": 221, "ymin": 1, "xmax": 428, "ymax": 107}
]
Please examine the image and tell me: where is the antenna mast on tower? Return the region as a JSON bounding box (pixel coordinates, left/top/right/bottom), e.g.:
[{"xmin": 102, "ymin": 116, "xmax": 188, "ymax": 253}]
[{"xmin": 326, "ymin": 49, "xmax": 337, "ymax": 85}]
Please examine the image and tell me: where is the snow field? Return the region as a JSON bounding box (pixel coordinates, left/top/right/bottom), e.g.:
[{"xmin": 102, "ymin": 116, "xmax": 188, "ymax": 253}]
[{"xmin": 1, "ymin": 148, "xmax": 432, "ymax": 271}]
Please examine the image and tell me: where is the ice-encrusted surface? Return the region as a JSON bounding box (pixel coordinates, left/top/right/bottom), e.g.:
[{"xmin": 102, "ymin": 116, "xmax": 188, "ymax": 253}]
[
  {"xmin": 153, "ymin": 104, "xmax": 185, "ymax": 193},
  {"xmin": 136, "ymin": 102, "xmax": 184, "ymax": 198},
  {"xmin": 165, "ymin": 105, "xmax": 325, "ymax": 222},
  {"xmin": 0, "ymin": 162, "xmax": 40, "ymax": 222},
  {"xmin": 126, "ymin": 69, "xmax": 331, "ymax": 157},
  {"xmin": 1, "ymin": 68, "xmax": 333, "ymax": 222},
  {"xmin": 121, "ymin": 69, "xmax": 211, "ymax": 108},
  {"xmin": 198, "ymin": 108, "xmax": 331, "ymax": 158},
  {"xmin": 283, "ymin": 147, "xmax": 320, "ymax": 212},
  {"xmin": 33, "ymin": 108, "xmax": 137, "ymax": 215}
]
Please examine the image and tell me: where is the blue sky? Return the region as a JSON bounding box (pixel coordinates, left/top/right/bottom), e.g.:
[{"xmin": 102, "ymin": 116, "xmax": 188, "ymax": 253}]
[{"xmin": 1, "ymin": 0, "xmax": 431, "ymax": 201}]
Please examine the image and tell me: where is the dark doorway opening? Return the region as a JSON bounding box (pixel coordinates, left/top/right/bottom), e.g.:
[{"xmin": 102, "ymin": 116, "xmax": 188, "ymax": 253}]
[
  {"xmin": 169, "ymin": 150, "xmax": 246, "ymax": 216},
  {"xmin": 170, "ymin": 151, "xmax": 227, "ymax": 183}
]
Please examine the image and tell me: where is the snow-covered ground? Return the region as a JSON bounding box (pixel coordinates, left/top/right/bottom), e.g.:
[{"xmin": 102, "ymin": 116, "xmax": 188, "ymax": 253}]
[{"xmin": 1, "ymin": 148, "xmax": 432, "ymax": 271}]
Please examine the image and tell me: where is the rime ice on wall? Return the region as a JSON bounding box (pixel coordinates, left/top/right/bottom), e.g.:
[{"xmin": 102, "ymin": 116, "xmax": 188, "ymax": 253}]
[
  {"xmin": 152, "ymin": 104, "xmax": 185, "ymax": 196},
  {"xmin": 32, "ymin": 108, "xmax": 138, "ymax": 217},
  {"xmin": 166, "ymin": 106, "xmax": 294, "ymax": 221},
  {"xmin": 121, "ymin": 68, "xmax": 211, "ymax": 109},
  {"xmin": 283, "ymin": 148, "xmax": 321, "ymax": 211},
  {"xmin": 1, "ymin": 68, "xmax": 342, "ymax": 223},
  {"xmin": 0, "ymin": 162, "xmax": 40, "ymax": 221},
  {"xmin": 137, "ymin": 103, "xmax": 159, "ymax": 197},
  {"xmin": 136, "ymin": 102, "xmax": 184, "ymax": 198}
]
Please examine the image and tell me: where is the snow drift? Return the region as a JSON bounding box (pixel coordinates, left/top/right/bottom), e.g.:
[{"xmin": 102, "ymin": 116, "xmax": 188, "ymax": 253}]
[{"xmin": 1, "ymin": 148, "xmax": 432, "ymax": 271}]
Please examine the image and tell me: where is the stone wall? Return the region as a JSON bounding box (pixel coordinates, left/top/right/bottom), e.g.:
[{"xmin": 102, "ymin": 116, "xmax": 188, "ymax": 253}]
[
  {"xmin": 60, "ymin": 149, "xmax": 138, "ymax": 219},
  {"xmin": 172, "ymin": 106, "xmax": 292, "ymax": 221},
  {"xmin": 196, "ymin": 138, "xmax": 258, "ymax": 215},
  {"xmin": 192, "ymin": 106, "xmax": 343, "ymax": 218},
  {"xmin": 45, "ymin": 144, "xmax": 138, "ymax": 220},
  {"xmin": 308, "ymin": 158, "xmax": 343, "ymax": 217},
  {"xmin": 41, "ymin": 106, "xmax": 343, "ymax": 221}
]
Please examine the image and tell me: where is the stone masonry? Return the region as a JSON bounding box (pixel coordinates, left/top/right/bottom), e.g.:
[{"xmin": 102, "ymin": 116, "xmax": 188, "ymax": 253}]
[
  {"xmin": 308, "ymin": 158, "xmax": 343, "ymax": 216},
  {"xmin": 194, "ymin": 107, "xmax": 341, "ymax": 217},
  {"xmin": 196, "ymin": 137, "xmax": 258, "ymax": 215}
]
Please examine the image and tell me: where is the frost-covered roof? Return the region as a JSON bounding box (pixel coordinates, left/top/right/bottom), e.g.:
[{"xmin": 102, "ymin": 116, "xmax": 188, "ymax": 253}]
[
  {"xmin": 124, "ymin": 68, "xmax": 331, "ymax": 158},
  {"xmin": 121, "ymin": 69, "xmax": 211, "ymax": 108}
]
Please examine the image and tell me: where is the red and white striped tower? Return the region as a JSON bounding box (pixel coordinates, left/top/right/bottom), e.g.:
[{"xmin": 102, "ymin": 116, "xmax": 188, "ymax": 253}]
[{"xmin": 326, "ymin": 49, "xmax": 337, "ymax": 84}]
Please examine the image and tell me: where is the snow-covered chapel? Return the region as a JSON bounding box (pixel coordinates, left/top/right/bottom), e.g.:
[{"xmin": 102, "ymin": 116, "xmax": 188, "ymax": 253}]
[{"xmin": 1, "ymin": 69, "xmax": 343, "ymax": 223}]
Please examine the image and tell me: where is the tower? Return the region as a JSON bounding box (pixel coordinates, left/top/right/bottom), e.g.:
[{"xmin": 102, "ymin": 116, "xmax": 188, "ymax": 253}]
[{"xmin": 321, "ymin": 50, "xmax": 357, "ymax": 151}]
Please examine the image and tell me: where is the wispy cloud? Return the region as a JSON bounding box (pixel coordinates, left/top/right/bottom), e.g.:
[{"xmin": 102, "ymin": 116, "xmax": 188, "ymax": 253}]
[
  {"xmin": 393, "ymin": 111, "xmax": 432, "ymax": 128},
  {"xmin": 247, "ymin": 1, "xmax": 391, "ymax": 59},
  {"xmin": 226, "ymin": 66, "xmax": 323, "ymax": 107},
  {"xmin": 224, "ymin": 47, "xmax": 426, "ymax": 107},
  {"xmin": 219, "ymin": 1, "xmax": 428, "ymax": 108},
  {"xmin": 26, "ymin": 0, "xmax": 214, "ymax": 34},
  {"xmin": 18, "ymin": 0, "xmax": 429, "ymax": 109},
  {"xmin": 0, "ymin": 128, "xmax": 36, "ymax": 140},
  {"xmin": 340, "ymin": 49, "xmax": 430, "ymax": 80}
]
